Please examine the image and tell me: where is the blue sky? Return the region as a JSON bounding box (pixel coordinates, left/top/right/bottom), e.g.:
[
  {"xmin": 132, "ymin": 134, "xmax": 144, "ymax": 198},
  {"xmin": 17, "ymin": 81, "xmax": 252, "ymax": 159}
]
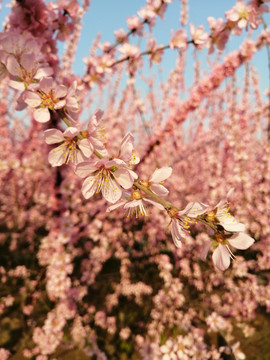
[{"xmin": 0, "ymin": 0, "xmax": 270, "ymax": 96}]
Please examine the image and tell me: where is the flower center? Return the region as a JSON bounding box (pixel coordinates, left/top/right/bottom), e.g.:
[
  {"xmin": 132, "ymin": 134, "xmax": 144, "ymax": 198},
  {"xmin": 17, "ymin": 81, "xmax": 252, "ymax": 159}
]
[
  {"xmin": 39, "ymin": 90, "xmax": 59, "ymax": 110},
  {"xmin": 132, "ymin": 190, "xmax": 142, "ymax": 200}
]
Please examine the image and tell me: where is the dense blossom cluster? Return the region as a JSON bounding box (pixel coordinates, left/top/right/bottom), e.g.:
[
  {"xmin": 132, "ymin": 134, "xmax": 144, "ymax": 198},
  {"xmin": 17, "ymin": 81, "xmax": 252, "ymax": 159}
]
[{"xmin": 0, "ymin": 0, "xmax": 270, "ymax": 359}]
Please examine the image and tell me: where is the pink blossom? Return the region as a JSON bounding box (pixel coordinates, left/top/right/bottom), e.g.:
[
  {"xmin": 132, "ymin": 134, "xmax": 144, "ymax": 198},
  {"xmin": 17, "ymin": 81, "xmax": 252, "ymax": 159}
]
[
  {"xmin": 113, "ymin": 132, "xmax": 140, "ymax": 182},
  {"xmin": 207, "ymin": 17, "xmax": 230, "ymax": 53},
  {"xmin": 107, "ymin": 189, "xmax": 163, "ymax": 217},
  {"xmin": 190, "ymin": 23, "xmax": 209, "ymax": 49},
  {"xmin": 202, "ymin": 232, "xmax": 255, "ymax": 271},
  {"xmin": 75, "ymin": 158, "xmax": 135, "ymax": 203},
  {"xmin": 44, "ymin": 127, "xmax": 92, "ymax": 166},
  {"xmin": 6, "ymin": 53, "xmax": 53, "ymax": 91},
  {"xmin": 64, "ymin": 81, "xmax": 80, "ymax": 122},
  {"xmin": 126, "ymin": 15, "xmax": 144, "ymax": 35},
  {"xmin": 81, "ymin": 109, "xmax": 108, "ymax": 157},
  {"xmin": 118, "ymin": 43, "xmax": 140, "ymax": 59},
  {"xmin": 140, "ymin": 166, "xmax": 172, "ymax": 197},
  {"xmin": 225, "ymin": 0, "xmax": 252, "ymax": 29},
  {"xmin": 23, "ymin": 77, "xmax": 67, "ymax": 123},
  {"xmin": 203, "ymin": 188, "xmax": 246, "ymax": 232},
  {"xmin": 169, "ymin": 29, "xmax": 188, "ymax": 50},
  {"xmin": 114, "ymin": 28, "xmax": 128, "ymax": 44},
  {"xmin": 0, "ymin": 348, "xmax": 10, "ymax": 360},
  {"xmin": 240, "ymin": 39, "xmax": 257, "ymax": 60},
  {"xmin": 168, "ymin": 202, "xmax": 209, "ymax": 248},
  {"xmin": 146, "ymin": 39, "xmax": 164, "ymax": 65}
]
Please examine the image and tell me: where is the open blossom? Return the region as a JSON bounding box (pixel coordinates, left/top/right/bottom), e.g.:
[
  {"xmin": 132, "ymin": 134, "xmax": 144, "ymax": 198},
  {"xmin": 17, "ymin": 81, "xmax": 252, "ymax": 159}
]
[
  {"xmin": 126, "ymin": 15, "xmax": 144, "ymax": 35},
  {"xmin": 169, "ymin": 29, "xmax": 188, "ymax": 50},
  {"xmin": 200, "ymin": 189, "xmax": 255, "ymax": 271},
  {"xmin": 190, "ymin": 23, "xmax": 209, "ymax": 49},
  {"xmin": 140, "ymin": 167, "xmax": 172, "ymax": 197},
  {"xmin": 106, "ymin": 189, "xmax": 163, "ymax": 217},
  {"xmin": 146, "ymin": 39, "xmax": 164, "ymax": 65},
  {"xmin": 80, "ymin": 109, "xmax": 108, "ymax": 157},
  {"xmin": 202, "ymin": 232, "xmax": 255, "ymax": 271},
  {"xmin": 75, "ymin": 158, "xmax": 137, "ymax": 203},
  {"xmin": 225, "ymin": 0, "xmax": 262, "ymax": 33},
  {"xmin": 168, "ymin": 202, "xmax": 209, "ymax": 248},
  {"xmin": 118, "ymin": 43, "xmax": 140, "ymax": 59},
  {"xmin": 207, "ymin": 17, "xmax": 230, "ymax": 53},
  {"xmin": 6, "ymin": 53, "xmax": 53, "ymax": 91},
  {"xmin": 44, "ymin": 127, "xmax": 92, "ymax": 166},
  {"xmin": 203, "ymin": 188, "xmax": 246, "ymax": 232},
  {"xmin": 23, "ymin": 77, "xmax": 68, "ymax": 123},
  {"xmin": 113, "ymin": 132, "xmax": 140, "ymax": 179}
]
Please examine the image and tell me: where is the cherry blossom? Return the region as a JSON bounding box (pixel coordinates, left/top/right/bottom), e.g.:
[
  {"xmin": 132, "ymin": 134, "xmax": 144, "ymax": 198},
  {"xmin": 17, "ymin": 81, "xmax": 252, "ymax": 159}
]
[
  {"xmin": 140, "ymin": 166, "xmax": 172, "ymax": 197},
  {"xmin": 107, "ymin": 189, "xmax": 163, "ymax": 217},
  {"xmin": 168, "ymin": 202, "xmax": 209, "ymax": 248},
  {"xmin": 75, "ymin": 158, "xmax": 136, "ymax": 203},
  {"xmin": 169, "ymin": 29, "xmax": 188, "ymax": 50},
  {"xmin": 189, "ymin": 23, "xmax": 209, "ymax": 49},
  {"xmin": 203, "ymin": 188, "xmax": 246, "ymax": 232},
  {"xmin": 44, "ymin": 127, "xmax": 92, "ymax": 167},
  {"xmin": 202, "ymin": 232, "xmax": 255, "ymax": 271}
]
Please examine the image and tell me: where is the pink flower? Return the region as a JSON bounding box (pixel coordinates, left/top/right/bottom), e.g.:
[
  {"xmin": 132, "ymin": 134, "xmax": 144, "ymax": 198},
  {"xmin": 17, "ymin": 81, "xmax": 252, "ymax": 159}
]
[
  {"xmin": 169, "ymin": 29, "xmax": 188, "ymax": 50},
  {"xmin": 226, "ymin": 0, "xmax": 252, "ymax": 29},
  {"xmin": 113, "ymin": 132, "xmax": 140, "ymax": 181},
  {"xmin": 190, "ymin": 23, "xmax": 209, "ymax": 49},
  {"xmin": 0, "ymin": 348, "xmax": 10, "ymax": 360},
  {"xmin": 146, "ymin": 39, "xmax": 164, "ymax": 65},
  {"xmin": 24, "ymin": 77, "xmax": 68, "ymax": 123},
  {"xmin": 168, "ymin": 202, "xmax": 209, "ymax": 248},
  {"xmin": 64, "ymin": 81, "xmax": 80, "ymax": 122},
  {"xmin": 6, "ymin": 53, "xmax": 53, "ymax": 90},
  {"xmin": 114, "ymin": 28, "xmax": 128, "ymax": 44},
  {"xmin": 202, "ymin": 232, "xmax": 255, "ymax": 271},
  {"xmin": 204, "ymin": 188, "xmax": 246, "ymax": 232},
  {"xmin": 118, "ymin": 43, "xmax": 140, "ymax": 59},
  {"xmin": 44, "ymin": 127, "xmax": 92, "ymax": 166},
  {"xmin": 80, "ymin": 109, "xmax": 108, "ymax": 157},
  {"xmin": 75, "ymin": 158, "xmax": 135, "ymax": 203},
  {"xmin": 126, "ymin": 15, "xmax": 144, "ymax": 35},
  {"xmin": 140, "ymin": 166, "xmax": 172, "ymax": 197},
  {"xmin": 207, "ymin": 17, "xmax": 230, "ymax": 53},
  {"xmin": 107, "ymin": 189, "xmax": 163, "ymax": 217}
]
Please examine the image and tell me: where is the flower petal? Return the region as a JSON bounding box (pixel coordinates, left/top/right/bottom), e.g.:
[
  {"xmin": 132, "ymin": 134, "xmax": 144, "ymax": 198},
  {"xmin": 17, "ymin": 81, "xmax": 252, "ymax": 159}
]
[
  {"xmin": 75, "ymin": 161, "xmax": 97, "ymax": 178},
  {"xmin": 186, "ymin": 201, "xmax": 209, "ymax": 218},
  {"xmin": 101, "ymin": 177, "xmax": 122, "ymax": 203},
  {"xmin": 171, "ymin": 219, "xmax": 185, "ymax": 248},
  {"xmin": 228, "ymin": 233, "xmax": 255, "ymax": 250},
  {"xmin": 82, "ymin": 175, "xmax": 98, "ymax": 199},
  {"xmin": 200, "ymin": 240, "xmax": 212, "ymax": 261},
  {"xmin": 78, "ymin": 139, "xmax": 93, "ymax": 158},
  {"xmin": 220, "ymin": 218, "xmax": 246, "ymax": 232},
  {"xmin": 44, "ymin": 129, "xmax": 64, "ymax": 144},
  {"xmin": 34, "ymin": 107, "xmax": 50, "ymax": 123},
  {"xmin": 48, "ymin": 145, "xmax": 65, "ymax": 167},
  {"xmin": 114, "ymin": 168, "xmax": 134, "ymax": 189},
  {"xmin": 23, "ymin": 91, "xmax": 42, "ymax": 108},
  {"xmin": 63, "ymin": 127, "xmax": 80, "ymax": 138},
  {"xmin": 149, "ymin": 167, "xmax": 172, "ymax": 183},
  {"xmin": 107, "ymin": 199, "xmax": 127, "ymax": 212},
  {"xmin": 144, "ymin": 197, "xmax": 164, "ymax": 210},
  {"xmin": 150, "ymin": 183, "xmax": 169, "ymax": 197},
  {"xmin": 212, "ymin": 245, "xmax": 230, "ymax": 271}
]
